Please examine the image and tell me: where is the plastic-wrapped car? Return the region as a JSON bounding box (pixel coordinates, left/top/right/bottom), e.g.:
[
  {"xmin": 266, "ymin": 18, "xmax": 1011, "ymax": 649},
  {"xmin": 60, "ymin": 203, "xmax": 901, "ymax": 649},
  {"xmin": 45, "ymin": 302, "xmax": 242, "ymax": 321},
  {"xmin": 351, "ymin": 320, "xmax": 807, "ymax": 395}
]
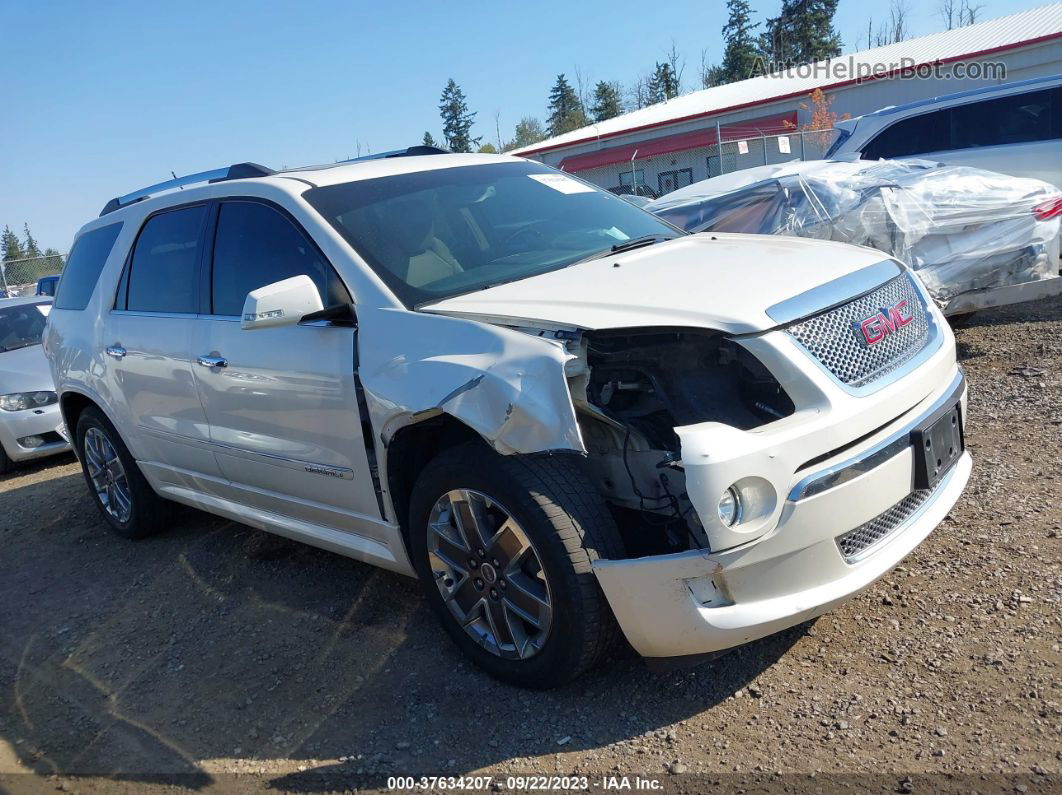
[{"xmin": 647, "ymin": 159, "xmax": 1062, "ymax": 315}]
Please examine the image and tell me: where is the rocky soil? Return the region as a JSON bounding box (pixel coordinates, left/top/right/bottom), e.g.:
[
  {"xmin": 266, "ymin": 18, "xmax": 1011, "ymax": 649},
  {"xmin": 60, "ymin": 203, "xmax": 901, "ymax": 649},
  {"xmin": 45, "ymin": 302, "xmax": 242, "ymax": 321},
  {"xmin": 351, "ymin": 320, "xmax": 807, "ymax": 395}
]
[{"xmin": 0, "ymin": 296, "xmax": 1059, "ymax": 794}]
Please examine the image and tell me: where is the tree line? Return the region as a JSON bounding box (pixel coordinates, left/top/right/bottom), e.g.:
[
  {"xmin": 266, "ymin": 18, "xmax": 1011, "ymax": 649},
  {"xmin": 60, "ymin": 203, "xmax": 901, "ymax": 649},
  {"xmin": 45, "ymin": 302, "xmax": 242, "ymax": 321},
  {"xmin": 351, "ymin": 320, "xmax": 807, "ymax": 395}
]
[
  {"xmin": 425, "ymin": 0, "xmax": 984, "ymax": 153},
  {"xmin": 2, "ymin": 224, "xmax": 61, "ymax": 262}
]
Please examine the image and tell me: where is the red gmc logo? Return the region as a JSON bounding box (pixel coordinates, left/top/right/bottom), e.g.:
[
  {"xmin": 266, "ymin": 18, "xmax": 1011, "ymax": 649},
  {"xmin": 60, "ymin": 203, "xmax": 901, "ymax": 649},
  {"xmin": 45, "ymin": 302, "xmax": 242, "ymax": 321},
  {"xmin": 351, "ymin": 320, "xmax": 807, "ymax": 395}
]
[{"xmin": 855, "ymin": 299, "xmax": 913, "ymax": 346}]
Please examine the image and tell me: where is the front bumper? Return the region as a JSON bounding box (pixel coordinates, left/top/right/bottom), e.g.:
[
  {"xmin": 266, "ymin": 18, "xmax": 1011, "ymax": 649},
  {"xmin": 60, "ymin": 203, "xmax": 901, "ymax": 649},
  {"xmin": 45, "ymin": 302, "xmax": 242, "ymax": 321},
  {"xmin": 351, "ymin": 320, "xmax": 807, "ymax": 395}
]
[
  {"xmin": 594, "ymin": 341, "xmax": 971, "ymax": 658},
  {"xmin": 595, "ymin": 451, "xmax": 969, "ymax": 658},
  {"xmin": 0, "ymin": 402, "xmax": 71, "ymax": 464}
]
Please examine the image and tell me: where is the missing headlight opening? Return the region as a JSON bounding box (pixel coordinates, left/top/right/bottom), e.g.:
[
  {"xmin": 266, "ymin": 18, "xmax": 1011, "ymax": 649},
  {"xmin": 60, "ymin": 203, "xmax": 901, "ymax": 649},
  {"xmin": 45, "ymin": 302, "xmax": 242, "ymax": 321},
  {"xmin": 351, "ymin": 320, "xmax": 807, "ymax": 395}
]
[{"xmin": 567, "ymin": 327, "xmax": 795, "ymax": 558}]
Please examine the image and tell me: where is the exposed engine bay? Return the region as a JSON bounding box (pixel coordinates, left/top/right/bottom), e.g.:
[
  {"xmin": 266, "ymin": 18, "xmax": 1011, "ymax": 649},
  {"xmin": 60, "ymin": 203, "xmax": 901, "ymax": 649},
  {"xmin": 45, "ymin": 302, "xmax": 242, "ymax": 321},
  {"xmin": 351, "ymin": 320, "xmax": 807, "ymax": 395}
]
[{"xmin": 563, "ymin": 327, "xmax": 795, "ymax": 557}]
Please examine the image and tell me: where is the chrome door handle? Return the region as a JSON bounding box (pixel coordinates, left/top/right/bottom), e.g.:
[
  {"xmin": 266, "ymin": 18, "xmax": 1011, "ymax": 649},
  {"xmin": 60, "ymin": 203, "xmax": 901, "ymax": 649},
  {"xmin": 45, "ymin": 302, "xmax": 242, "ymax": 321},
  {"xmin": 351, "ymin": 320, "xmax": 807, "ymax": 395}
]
[
  {"xmin": 196, "ymin": 354, "xmax": 227, "ymax": 369},
  {"xmin": 105, "ymin": 344, "xmax": 126, "ymax": 360}
]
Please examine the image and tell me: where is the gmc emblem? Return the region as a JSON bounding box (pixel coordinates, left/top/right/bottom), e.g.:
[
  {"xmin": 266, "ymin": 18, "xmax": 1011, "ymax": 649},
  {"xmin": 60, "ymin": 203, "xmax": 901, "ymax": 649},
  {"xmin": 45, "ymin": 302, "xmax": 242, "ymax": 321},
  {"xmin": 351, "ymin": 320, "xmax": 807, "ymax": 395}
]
[{"xmin": 855, "ymin": 299, "xmax": 913, "ymax": 346}]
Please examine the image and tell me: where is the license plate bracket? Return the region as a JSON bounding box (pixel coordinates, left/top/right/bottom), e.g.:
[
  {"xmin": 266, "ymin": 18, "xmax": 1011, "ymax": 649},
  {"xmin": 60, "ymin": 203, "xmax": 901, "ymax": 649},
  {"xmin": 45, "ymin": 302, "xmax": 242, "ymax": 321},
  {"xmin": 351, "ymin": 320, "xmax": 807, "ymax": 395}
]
[{"xmin": 910, "ymin": 401, "xmax": 964, "ymax": 490}]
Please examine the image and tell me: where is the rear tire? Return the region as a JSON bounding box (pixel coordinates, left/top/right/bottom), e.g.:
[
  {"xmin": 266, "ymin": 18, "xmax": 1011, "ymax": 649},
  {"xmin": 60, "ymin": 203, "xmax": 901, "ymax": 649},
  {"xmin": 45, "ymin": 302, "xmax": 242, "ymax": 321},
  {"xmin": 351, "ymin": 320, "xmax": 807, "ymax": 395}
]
[
  {"xmin": 408, "ymin": 442, "xmax": 624, "ymax": 688},
  {"xmin": 75, "ymin": 407, "xmax": 168, "ymax": 539}
]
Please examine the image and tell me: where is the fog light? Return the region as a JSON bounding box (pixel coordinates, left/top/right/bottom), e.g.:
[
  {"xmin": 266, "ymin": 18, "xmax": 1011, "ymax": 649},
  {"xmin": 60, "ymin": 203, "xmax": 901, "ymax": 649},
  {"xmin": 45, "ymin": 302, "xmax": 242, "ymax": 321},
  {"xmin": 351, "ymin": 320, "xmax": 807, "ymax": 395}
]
[
  {"xmin": 18, "ymin": 435, "xmax": 45, "ymax": 449},
  {"xmin": 717, "ymin": 486, "xmax": 742, "ymax": 527}
]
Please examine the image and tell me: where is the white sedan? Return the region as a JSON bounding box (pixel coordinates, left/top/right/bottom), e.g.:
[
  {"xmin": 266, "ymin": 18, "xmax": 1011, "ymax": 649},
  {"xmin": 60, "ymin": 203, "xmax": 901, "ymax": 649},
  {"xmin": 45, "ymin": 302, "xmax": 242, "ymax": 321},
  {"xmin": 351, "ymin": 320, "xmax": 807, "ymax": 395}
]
[{"xmin": 0, "ymin": 297, "xmax": 70, "ymax": 473}]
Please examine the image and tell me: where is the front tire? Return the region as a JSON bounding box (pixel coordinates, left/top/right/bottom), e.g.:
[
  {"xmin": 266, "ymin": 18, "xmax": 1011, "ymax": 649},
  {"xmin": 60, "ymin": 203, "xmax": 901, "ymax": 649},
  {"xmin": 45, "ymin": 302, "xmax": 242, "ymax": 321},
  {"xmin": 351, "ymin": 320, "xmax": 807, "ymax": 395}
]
[
  {"xmin": 75, "ymin": 407, "xmax": 168, "ymax": 539},
  {"xmin": 408, "ymin": 442, "xmax": 624, "ymax": 688}
]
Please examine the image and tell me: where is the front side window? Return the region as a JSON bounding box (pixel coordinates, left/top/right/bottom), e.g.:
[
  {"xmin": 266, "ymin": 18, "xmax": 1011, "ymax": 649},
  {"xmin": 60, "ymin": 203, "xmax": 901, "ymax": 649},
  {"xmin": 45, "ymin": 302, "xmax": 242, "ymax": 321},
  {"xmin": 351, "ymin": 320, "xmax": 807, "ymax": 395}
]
[
  {"xmin": 210, "ymin": 201, "xmax": 348, "ymax": 316},
  {"xmin": 304, "ymin": 161, "xmax": 681, "ymax": 307},
  {"xmin": 54, "ymin": 222, "xmax": 122, "ymax": 310},
  {"xmin": 125, "ymin": 206, "xmax": 206, "ymax": 313},
  {"xmin": 863, "ymin": 108, "xmax": 950, "ymax": 159},
  {"xmin": 0, "ymin": 301, "xmax": 50, "ymax": 352}
]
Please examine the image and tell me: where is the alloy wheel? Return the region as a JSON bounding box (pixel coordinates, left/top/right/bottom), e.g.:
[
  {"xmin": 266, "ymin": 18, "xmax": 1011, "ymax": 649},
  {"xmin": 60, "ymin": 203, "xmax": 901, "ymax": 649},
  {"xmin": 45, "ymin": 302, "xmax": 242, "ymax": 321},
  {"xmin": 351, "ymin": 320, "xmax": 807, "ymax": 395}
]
[
  {"xmin": 83, "ymin": 427, "xmax": 132, "ymax": 524},
  {"xmin": 426, "ymin": 489, "xmax": 553, "ymax": 660}
]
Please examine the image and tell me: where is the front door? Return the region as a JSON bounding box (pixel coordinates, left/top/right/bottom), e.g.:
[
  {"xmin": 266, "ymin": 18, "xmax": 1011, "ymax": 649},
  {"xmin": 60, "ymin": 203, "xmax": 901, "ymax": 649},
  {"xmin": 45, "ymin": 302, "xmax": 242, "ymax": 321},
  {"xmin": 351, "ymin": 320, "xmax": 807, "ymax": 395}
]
[{"xmin": 190, "ymin": 199, "xmax": 383, "ymax": 535}]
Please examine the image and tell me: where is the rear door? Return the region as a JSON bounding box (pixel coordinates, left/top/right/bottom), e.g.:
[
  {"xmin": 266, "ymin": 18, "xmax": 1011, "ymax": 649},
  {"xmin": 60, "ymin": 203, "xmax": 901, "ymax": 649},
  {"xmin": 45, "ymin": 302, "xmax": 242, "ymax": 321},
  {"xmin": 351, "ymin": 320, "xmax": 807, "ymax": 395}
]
[
  {"xmin": 189, "ymin": 198, "xmax": 383, "ymax": 534},
  {"xmin": 107, "ymin": 203, "xmax": 223, "ymax": 482}
]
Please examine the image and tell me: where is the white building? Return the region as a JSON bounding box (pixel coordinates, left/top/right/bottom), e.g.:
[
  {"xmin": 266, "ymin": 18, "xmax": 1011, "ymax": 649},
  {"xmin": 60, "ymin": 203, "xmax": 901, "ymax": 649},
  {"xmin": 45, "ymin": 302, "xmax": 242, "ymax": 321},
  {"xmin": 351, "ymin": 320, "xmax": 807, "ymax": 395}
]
[{"xmin": 513, "ymin": 3, "xmax": 1062, "ymax": 197}]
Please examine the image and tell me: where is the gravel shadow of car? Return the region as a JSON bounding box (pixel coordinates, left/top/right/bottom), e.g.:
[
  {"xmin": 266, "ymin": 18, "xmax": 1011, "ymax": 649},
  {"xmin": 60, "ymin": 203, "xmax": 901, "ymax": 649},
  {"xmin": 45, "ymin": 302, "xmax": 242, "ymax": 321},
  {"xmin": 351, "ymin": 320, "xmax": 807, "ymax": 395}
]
[{"xmin": 0, "ymin": 467, "xmax": 804, "ymax": 788}]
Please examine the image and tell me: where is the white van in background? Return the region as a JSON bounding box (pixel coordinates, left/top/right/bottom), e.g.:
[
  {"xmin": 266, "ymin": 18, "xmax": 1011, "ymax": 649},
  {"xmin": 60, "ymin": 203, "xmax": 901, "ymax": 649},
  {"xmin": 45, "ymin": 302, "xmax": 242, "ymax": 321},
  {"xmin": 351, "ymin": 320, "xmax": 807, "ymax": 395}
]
[{"xmin": 827, "ymin": 74, "xmax": 1062, "ymax": 190}]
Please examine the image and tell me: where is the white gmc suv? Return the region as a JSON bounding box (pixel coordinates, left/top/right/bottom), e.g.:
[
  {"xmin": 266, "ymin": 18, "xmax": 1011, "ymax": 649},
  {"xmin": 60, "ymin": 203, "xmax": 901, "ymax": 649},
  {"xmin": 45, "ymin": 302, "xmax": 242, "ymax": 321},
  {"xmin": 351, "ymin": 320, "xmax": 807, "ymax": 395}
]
[{"xmin": 45, "ymin": 150, "xmax": 971, "ymax": 688}]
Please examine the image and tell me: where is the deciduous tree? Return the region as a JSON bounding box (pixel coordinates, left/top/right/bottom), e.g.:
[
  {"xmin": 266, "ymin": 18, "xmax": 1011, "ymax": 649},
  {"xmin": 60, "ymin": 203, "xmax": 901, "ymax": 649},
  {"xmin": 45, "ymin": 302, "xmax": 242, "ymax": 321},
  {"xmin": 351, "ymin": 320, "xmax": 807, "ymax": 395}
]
[{"xmin": 504, "ymin": 117, "xmax": 546, "ymax": 151}]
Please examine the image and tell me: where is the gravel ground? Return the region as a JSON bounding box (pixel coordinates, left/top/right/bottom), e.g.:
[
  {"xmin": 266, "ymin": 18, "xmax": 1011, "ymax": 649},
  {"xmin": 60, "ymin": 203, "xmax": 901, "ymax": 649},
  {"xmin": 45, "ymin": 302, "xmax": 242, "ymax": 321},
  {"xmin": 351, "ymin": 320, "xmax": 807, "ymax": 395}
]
[{"xmin": 0, "ymin": 296, "xmax": 1059, "ymax": 794}]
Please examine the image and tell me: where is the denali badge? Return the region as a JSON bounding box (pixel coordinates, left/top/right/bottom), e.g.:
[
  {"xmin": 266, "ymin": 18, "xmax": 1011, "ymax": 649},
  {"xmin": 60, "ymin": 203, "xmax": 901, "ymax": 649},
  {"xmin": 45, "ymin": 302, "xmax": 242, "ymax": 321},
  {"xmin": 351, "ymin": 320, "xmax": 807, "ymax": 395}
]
[
  {"xmin": 855, "ymin": 299, "xmax": 913, "ymax": 346},
  {"xmin": 303, "ymin": 464, "xmax": 353, "ymax": 479}
]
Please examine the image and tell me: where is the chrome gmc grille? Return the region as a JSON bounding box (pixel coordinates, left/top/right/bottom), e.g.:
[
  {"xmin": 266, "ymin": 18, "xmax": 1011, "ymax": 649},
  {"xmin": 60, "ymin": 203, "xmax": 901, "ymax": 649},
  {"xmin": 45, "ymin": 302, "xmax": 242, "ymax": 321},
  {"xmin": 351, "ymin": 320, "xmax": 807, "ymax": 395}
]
[
  {"xmin": 836, "ymin": 488, "xmax": 933, "ymax": 562},
  {"xmin": 786, "ymin": 273, "xmax": 930, "ymax": 387}
]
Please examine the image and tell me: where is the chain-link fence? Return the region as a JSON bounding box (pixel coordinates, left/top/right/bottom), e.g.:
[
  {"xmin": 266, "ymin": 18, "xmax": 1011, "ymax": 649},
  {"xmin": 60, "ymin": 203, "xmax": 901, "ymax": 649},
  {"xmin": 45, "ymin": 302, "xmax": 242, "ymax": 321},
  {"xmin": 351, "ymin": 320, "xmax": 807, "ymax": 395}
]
[
  {"xmin": 570, "ymin": 128, "xmax": 841, "ymax": 200},
  {"xmin": 1, "ymin": 253, "xmax": 65, "ymax": 296}
]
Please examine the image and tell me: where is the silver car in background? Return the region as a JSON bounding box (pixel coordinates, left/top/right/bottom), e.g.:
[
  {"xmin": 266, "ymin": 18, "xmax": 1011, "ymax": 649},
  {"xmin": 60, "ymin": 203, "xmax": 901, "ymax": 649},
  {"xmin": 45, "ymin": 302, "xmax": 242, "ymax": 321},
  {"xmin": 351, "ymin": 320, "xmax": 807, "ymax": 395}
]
[
  {"xmin": 827, "ymin": 74, "xmax": 1062, "ymax": 190},
  {"xmin": 0, "ymin": 297, "xmax": 70, "ymax": 473}
]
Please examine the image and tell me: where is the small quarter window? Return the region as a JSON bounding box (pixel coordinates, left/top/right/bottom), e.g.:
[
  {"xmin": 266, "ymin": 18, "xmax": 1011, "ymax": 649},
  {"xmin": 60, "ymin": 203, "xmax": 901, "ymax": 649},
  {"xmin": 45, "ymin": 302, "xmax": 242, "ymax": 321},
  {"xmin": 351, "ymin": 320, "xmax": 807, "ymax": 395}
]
[{"xmin": 54, "ymin": 222, "xmax": 123, "ymax": 310}]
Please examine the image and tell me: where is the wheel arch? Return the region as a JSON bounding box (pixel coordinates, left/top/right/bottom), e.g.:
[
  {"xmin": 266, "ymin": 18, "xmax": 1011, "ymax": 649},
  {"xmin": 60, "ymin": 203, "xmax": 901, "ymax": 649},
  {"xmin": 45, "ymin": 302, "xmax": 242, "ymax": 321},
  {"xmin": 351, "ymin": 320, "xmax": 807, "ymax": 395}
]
[
  {"xmin": 383, "ymin": 412, "xmax": 484, "ymax": 538},
  {"xmin": 58, "ymin": 388, "xmax": 131, "ymax": 457}
]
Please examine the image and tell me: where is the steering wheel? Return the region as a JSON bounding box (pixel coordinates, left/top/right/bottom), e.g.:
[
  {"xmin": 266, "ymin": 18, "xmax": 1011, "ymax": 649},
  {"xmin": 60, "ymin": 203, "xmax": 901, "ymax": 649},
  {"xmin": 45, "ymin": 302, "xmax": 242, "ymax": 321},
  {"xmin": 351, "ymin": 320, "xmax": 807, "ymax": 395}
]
[{"xmin": 502, "ymin": 224, "xmax": 546, "ymax": 250}]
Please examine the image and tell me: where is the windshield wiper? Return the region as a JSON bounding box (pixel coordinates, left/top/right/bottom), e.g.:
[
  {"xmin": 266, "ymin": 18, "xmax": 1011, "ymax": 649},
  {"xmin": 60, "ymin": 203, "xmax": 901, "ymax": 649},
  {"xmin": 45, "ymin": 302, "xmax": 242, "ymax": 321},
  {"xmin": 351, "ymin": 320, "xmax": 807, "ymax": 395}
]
[
  {"xmin": 609, "ymin": 234, "xmax": 672, "ymax": 254},
  {"xmin": 1, "ymin": 341, "xmax": 40, "ymax": 352},
  {"xmin": 569, "ymin": 234, "xmax": 675, "ymax": 267}
]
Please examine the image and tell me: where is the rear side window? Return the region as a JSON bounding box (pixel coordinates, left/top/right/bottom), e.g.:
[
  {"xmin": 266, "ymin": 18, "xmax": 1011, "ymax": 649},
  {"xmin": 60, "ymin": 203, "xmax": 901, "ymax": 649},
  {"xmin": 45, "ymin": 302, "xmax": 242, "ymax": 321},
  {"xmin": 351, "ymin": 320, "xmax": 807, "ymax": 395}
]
[
  {"xmin": 210, "ymin": 201, "xmax": 348, "ymax": 316},
  {"xmin": 950, "ymin": 87, "xmax": 1060, "ymax": 148},
  {"xmin": 53, "ymin": 222, "xmax": 123, "ymax": 310},
  {"xmin": 125, "ymin": 206, "xmax": 207, "ymax": 313}
]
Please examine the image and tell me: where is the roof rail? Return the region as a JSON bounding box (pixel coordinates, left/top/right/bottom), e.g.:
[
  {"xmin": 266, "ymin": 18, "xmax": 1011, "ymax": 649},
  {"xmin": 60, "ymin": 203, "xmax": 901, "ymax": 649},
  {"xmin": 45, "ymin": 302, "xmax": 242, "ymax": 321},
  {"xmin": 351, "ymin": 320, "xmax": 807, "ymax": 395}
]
[
  {"xmin": 340, "ymin": 145, "xmax": 450, "ymax": 164},
  {"xmin": 99, "ymin": 162, "xmax": 275, "ymax": 216}
]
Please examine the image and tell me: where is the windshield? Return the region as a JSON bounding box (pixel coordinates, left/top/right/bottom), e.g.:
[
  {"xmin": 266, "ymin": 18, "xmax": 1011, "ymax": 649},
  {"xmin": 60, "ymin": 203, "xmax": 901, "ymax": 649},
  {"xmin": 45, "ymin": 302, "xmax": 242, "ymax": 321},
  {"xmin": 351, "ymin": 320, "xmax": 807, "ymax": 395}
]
[
  {"xmin": 304, "ymin": 161, "xmax": 682, "ymax": 307},
  {"xmin": 0, "ymin": 301, "xmax": 50, "ymax": 352}
]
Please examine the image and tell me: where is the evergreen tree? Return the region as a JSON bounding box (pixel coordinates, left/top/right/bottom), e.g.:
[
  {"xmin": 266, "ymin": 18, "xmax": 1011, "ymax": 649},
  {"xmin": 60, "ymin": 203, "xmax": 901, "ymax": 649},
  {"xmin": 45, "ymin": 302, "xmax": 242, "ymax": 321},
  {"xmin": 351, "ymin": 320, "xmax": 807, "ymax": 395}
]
[
  {"xmin": 23, "ymin": 224, "xmax": 41, "ymax": 258},
  {"xmin": 721, "ymin": 0, "xmax": 761, "ymax": 83},
  {"xmin": 504, "ymin": 117, "xmax": 546, "ymax": 151},
  {"xmin": 422, "ymin": 131, "xmax": 438, "ymax": 148},
  {"xmin": 546, "ymin": 74, "xmax": 588, "ymax": 136},
  {"xmin": 438, "ymin": 79, "xmax": 481, "ymax": 153},
  {"xmin": 590, "ymin": 81, "xmax": 623, "ymax": 122},
  {"xmin": 761, "ymin": 0, "xmax": 841, "ymax": 69},
  {"xmin": 647, "ymin": 62, "xmax": 680, "ymax": 104},
  {"xmin": 2, "ymin": 226, "xmax": 21, "ymax": 261}
]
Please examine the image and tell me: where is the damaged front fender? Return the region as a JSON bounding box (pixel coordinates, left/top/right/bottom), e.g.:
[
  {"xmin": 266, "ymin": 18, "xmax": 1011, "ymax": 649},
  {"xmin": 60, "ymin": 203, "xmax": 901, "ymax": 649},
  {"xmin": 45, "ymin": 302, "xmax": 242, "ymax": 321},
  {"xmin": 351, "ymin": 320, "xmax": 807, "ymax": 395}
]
[{"xmin": 357, "ymin": 308, "xmax": 584, "ymax": 455}]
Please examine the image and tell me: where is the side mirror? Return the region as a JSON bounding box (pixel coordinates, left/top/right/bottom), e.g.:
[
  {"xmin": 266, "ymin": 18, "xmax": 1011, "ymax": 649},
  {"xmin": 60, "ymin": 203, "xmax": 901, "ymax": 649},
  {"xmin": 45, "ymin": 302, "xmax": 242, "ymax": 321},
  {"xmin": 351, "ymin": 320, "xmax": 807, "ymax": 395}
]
[{"xmin": 241, "ymin": 275, "xmax": 324, "ymax": 330}]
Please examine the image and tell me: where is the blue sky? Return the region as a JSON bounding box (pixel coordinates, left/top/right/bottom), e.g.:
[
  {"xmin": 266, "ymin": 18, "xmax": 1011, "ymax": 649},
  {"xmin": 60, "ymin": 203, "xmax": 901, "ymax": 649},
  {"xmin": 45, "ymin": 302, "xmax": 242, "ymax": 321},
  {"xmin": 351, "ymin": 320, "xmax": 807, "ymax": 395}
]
[{"xmin": 1, "ymin": 0, "xmax": 1049, "ymax": 250}]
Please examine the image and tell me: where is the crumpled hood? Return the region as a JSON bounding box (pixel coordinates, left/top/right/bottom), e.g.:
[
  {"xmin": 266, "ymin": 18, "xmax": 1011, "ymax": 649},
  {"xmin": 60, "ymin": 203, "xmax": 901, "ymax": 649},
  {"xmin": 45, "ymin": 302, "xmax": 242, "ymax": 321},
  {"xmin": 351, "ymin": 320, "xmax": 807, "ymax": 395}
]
[
  {"xmin": 424, "ymin": 234, "xmax": 892, "ymax": 334},
  {"xmin": 0, "ymin": 344, "xmax": 54, "ymax": 394}
]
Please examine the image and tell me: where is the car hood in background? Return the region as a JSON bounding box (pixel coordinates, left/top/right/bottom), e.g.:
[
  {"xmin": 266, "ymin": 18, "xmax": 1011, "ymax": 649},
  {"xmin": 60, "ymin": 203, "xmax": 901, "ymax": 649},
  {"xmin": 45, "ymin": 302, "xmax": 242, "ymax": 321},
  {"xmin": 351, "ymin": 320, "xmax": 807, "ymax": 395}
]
[
  {"xmin": 0, "ymin": 344, "xmax": 56, "ymax": 394},
  {"xmin": 424, "ymin": 234, "xmax": 892, "ymax": 334}
]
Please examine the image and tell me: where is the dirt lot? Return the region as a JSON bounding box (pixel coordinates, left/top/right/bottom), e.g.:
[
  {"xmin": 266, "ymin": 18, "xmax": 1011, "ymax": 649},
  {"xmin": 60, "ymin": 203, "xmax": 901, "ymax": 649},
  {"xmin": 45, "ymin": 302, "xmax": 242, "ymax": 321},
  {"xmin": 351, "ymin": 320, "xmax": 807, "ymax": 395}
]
[{"xmin": 1, "ymin": 297, "xmax": 1060, "ymax": 794}]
